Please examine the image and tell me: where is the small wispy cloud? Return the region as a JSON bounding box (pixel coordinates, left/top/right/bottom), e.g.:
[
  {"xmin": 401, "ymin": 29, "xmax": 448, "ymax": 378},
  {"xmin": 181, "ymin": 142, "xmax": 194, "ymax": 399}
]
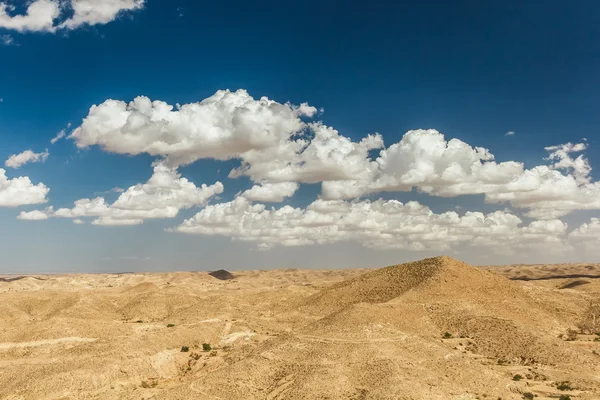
[
  {"xmin": 5, "ymin": 149, "xmax": 50, "ymax": 168},
  {"xmin": 51, "ymin": 123, "xmax": 71, "ymax": 144},
  {"xmin": 505, "ymin": 131, "xmax": 516, "ymax": 136},
  {"xmin": 93, "ymin": 187, "xmax": 125, "ymax": 196},
  {"xmin": 51, "ymin": 130, "xmax": 66, "ymax": 144},
  {"xmin": 1, "ymin": 35, "xmax": 18, "ymax": 46}
]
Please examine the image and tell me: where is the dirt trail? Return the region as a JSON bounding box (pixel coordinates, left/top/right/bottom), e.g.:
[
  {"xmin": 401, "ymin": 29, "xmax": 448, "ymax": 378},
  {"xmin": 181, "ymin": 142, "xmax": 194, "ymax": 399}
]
[{"xmin": 0, "ymin": 337, "xmax": 96, "ymax": 350}]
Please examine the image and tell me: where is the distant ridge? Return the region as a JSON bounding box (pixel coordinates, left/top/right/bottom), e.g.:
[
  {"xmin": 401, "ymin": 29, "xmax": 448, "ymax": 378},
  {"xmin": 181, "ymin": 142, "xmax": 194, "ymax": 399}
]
[{"xmin": 208, "ymin": 269, "xmax": 235, "ymax": 280}]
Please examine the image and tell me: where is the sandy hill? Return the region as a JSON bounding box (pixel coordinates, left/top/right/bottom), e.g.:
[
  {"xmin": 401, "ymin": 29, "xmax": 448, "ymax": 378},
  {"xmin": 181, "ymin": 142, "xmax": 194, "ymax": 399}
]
[
  {"xmin": 178, "ymin": 257, "xmax": 600, "ymax": 399},
  {"xmin": 298, "ymin": 256, "xmax": 519, "ymax": 313},
  {"xmin": 301, "ymin": 257, "xmax": 584, "ymax": 364},
  {"xmin": 1, "ymin": 258, "xmax": 599, "ymax": 399}
]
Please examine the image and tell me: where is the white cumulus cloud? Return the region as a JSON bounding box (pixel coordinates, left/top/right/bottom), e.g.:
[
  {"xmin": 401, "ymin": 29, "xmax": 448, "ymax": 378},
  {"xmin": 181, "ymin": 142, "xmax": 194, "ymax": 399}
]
[
  {"xmin": 0, "ymin": 168, "xmax": 49, "ymax": 207},
  {"xmin": 69, "ymin": 89, "xmax": 317, "ymax": 167},
  {"xmin": 0, "ymin": 0, "xmax": 143, "ymax": 33},
  {"xmin": 0, "ymin": 0, "xmax": 59, "ymax": 32},
  {"xmin": 5, "ymin": 149, "xmax": 49, "ymax": 168},
  {"xmin": 17, "ymin": 208, "xmax": 50, "ymax": 220},
  {"xmin": 241, "ymin": 182, "xmax": 299, "ymax": 203},
  {"xmin": 58, "ymin": 0, "xmax": 144, "ymax": 30},
  {"xmin": 21, "ymin": 87, "xmax": 598, "ymax": 258},
  {"xmin": 321, "ymin": 131, "xmax": 599, "ymax": 219},
  {"xmin": 172, "ymin": 197, "xmax": 571, "ymax": 253},
  {"xmin": 22, "ymin": 162, "xmax": 223, "ymax": 225},
  {"xmin": 67, "ymin": 90, "xmax": 600, "ymax": 221},
  {"xmin": 544, "ymin": 142, "xmax": 591, "ymax": 184},
  {"xmin": 568, "ymin": 218, "xmax": 600, "ymax": 252}
]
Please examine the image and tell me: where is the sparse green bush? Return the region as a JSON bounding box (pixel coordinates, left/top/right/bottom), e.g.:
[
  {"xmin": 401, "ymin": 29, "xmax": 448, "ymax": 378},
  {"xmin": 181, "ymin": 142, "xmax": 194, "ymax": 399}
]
[
  {"xmin": 135, "ymin": 320, "xmax": 143, "ymax": 323},
  {"xmin": 443, "ymin": 332, "xmax": 452, "ymax": 339},
  {"xmin": 202, "ymin": 343, "xmax": 212, "ymax": 352},
  {"xmin": 167, "ymin": 324, "xmax": 175, "ymax": 328},
  {"xmin": 513, "ymin": 374, "xmax": 524, "ymax": 381},
  {"xmin": 522, "ymin": 393, "xmax": 534, "ymax": 400},
  {"xmin": 559, "ymin": 395, "xmax": 572, "ymax": 400},
  {"xmin": 556, "ymin": 381, "xmax": 573, "ymax": 391},
  {"xmin": 181, "ymin": 346, "xmax": 189, "ymax": 352}
]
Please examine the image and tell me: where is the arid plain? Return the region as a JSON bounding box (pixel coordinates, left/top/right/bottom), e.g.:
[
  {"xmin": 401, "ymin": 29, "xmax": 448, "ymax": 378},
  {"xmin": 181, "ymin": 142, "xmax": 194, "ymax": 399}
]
[{"xmin": 1, "ymin": 257, "xmax": 600, "ymax": 400}]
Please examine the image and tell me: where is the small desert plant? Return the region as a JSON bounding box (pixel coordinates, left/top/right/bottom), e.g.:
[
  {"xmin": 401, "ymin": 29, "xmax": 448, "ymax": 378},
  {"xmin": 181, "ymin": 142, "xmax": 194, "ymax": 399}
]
[
  {"xmin": 443, "ymin": 332, "xmax": 452, "ymax": 339},
  {"xmin": 181, "ymin": 346, "xmax": 189, "ymax": 352},
  {"xmin": 559, "ymin": 395, "xmax": 571, "ymax": 400},
  {"xmin": 167, "ymin": 324, "xmax": 175, "ymax": 328},
  {"xmin": 497, "ymin": 358, "xmax": 508, "ymax": 365},
  {"xmin": 202, "ymin": 343, "xmax": 212, "ymax": 352},
  {"xmin": 565, "ymin": 330, "xmax": 578, "ymax": 341},
  {"xmin": 522, "ymin": 393, "xmax": 534, "ymax": 400},
  {"xmin": 556, "ymin": 381, "xmax": 573, "ymax": 391},
  {"xmin": 140, "ymin": 380, "xmax": 157, "ymax": 389},
  {"xmin": 513, "ymin": 374, "xmax": 524, "ymax": 381},
  {"xmin": 135, "ymin": 320, "xmax": 144, "ymax": 323}
]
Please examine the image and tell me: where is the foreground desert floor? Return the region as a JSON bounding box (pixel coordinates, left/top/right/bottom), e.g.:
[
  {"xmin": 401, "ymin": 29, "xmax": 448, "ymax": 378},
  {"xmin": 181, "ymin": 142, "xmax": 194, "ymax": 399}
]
[{"xmin": 1, "ymin": 257, "xmax": 600, "ymax": 400}]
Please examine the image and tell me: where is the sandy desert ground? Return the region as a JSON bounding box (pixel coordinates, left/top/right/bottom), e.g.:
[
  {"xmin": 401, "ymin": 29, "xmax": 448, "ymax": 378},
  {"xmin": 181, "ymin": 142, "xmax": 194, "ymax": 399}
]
[{"xmin": 1, "ymin": 256, "xmax": 600, "ymax": 400}]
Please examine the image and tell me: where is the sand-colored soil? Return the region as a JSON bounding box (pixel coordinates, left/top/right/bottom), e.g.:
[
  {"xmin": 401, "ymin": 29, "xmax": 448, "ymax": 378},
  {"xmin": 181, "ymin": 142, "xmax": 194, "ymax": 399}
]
[{"xmin": 1, "ymin": 257, "xmax": 600, "ymax": 399}]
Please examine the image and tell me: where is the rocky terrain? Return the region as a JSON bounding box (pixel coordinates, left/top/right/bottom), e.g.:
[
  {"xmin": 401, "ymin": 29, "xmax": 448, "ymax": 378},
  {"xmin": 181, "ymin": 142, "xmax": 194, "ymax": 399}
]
[{"xmin": 1, "ymin": 257, "xmax": 599, "ymax": 399}]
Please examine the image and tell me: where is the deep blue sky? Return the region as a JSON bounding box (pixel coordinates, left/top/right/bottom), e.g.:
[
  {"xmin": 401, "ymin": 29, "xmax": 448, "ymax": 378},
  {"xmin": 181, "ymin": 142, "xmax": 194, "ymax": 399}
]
[{"xmin": 0, "ymin": 0, "xmax": 599, "ymax": 272}]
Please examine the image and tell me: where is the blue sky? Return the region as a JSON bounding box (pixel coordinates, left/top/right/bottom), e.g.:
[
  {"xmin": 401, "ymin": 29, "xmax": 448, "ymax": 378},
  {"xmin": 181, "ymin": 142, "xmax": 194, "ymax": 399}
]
[{"xmin": 1, "ymin": 0, "xmax": 599, "ymax": 273}]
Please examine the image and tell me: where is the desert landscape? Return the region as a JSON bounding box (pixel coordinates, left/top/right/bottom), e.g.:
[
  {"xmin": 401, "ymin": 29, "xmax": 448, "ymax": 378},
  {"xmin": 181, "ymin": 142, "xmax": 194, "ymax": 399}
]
[{"xmin": 0, "ymin": 257, "xmax": 599, "ymax": 400}]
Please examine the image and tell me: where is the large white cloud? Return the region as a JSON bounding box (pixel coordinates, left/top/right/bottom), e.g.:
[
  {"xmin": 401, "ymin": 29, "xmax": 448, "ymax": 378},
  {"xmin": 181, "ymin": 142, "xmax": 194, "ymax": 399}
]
[
  {"xmin": 5, "ymin": 149, "xmax": 49, "ymax": 168},
  {"xmin": 69, "ymin": 89, "xmax": 317, "ymax": 167},
  {"xmin": 0, "ymin": 168, "xmax": 49, "ymax": 207},
  {"xmin": 0, "ymin": 0, "xmax": 143, "ymax": 33},
  {"xmin": 22, "ymin": 87, "xmax": 594, "ymax": 256},
  {"xmin": 229, "ymin": 122, "xmax": 384, "ymax": 184},
  {"xmin": 172, "ymin": 196, "xmax": 572, "ymax": 252},
  {"xmin": 321, "ymin": 130, "xmax": 598, "ymax": 219},
  {"xmin": 68, "ymin": 91, "xmax": 600, "ymax": 218},
  {"xmin": 20, "ymin": 163, "xmax": 223, "ymax": 225}
]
